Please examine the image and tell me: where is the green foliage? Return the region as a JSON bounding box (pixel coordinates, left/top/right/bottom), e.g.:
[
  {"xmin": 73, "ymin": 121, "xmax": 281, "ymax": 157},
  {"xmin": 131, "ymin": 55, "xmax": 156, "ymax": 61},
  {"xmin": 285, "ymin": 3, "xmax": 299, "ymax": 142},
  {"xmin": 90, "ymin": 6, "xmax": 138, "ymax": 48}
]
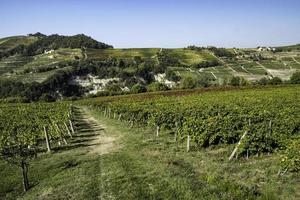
[
  {"xmin": 229, "ymin": 76, "xmax": 248, "ymax": 86},
  {"xmin": 268, "ymin": 77, "xmax": 282, "ymax": 85},
  {"xmin": 208, "ymin": 47, "xmax": 234, "ymax": 58},
  {"xmin": 147, "ymin": 82, "xmax": 169, "ymax": 92},
  {"xmin": 257, "ymin": 77, "xmax": 269, "ymax": 85},
  {"xmin": 280, "ymin": 139, "xmax": 300, "ymax": 172},
  {"xmin": 105, "ymin": 84, "xmax": 122, "ymax": 93},
  {"xmin": 181, "ymin": 76, "xmax": 197, "ymax": 89},
  {"xmin": 131, "ymin": 84, "xmax": 147, "ymax": 94},
  {"xmin": 165, "ymin": 70, "xmax": 181, "ymax": 82},
  {"xmin": 23, "ymin": 34, "xmax": 112, "ymax": 56},
  {"xmin": 80, "ymin": 86, "xmax": 300, "ymax": 160},
  {"xmin": 0, "ymin": 102, "xmax": 74, "ymax": 151},
  {"xmin": 290, "ymin": 71, "xmax": 300, "ymax": 84},
  {"xmin": 230, "ymin": 76, "xmax": 241, "ymax": 86},
  {"xmin": 195, "ymin": 60, "xmax": 220, "ymax": 69},
  {"xmin": 198, "ymin": 76, "xmax": 213, "ymax": 87}
]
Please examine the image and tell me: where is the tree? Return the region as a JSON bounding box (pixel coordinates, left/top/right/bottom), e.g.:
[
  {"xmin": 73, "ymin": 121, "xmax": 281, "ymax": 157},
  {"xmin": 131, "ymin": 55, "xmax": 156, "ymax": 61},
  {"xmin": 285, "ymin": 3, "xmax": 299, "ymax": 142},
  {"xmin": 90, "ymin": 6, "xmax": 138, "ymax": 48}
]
[
  {"xmin": 118, "ymin": 59, "xmax": 126, "ymax": 68},
  {"xmin": 181, "ymin": 76, "xmax": 197, "ymax": 89},
  {"xmin": 147, "ymin": 82, "xmax": 169, "ymax": 92},
  {"xmin": 230, "ymin": 76, "xmax": 241, "ymax": 86},
  {"xmin": 268, "ymin": 77, "xmax": 282, "ymax": 85},
  {"xmin": 198, "ymin": 76, "xmax": 211, "ymax": 87},
  {"xmin": 133, "ymin": 56, "xmax": 143, "ymax": 66},
  {"xmin": 166, "ymin": 70, "xmax": 181, "ymax": 82},
  {"xmin": 136, "ymin": 62, "xmax": 155, "ymax": 84},
  {"xmin": 131, "ymin": 84, "xmax": 147, "ymax": 94},
  {"xmin": 258, "ymin": 77, "xmax": 269, "ymax": 85},
  {"xmin": 290, "ymin": 71, "xmax": 300, "ymax": 84}
]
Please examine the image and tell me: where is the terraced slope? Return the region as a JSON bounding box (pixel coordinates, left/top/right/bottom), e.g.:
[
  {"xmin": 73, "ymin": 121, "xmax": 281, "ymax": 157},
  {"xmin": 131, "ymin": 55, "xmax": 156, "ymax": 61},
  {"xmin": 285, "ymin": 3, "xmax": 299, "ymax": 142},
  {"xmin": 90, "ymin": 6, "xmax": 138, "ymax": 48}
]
[{"xmin": 0, "ymin": 36, "xmax": 39, "ymax": 52}]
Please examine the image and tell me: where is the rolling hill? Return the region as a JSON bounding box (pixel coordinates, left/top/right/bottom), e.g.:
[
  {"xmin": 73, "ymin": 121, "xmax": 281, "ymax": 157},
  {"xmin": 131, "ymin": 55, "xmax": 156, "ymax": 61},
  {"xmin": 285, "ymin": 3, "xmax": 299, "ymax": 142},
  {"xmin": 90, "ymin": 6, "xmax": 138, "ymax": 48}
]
[{"xmin": 0, "ymin": 33, "xmax": 299, "ymax": 101}]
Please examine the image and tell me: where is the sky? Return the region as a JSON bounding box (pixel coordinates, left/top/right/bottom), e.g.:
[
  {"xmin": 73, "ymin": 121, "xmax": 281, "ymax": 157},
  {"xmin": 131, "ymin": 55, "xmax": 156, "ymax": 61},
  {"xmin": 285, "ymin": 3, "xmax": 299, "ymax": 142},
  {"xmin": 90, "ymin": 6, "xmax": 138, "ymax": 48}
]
[{"xmin": 0, "ymin": 0, "xmax": 300, "ymax": 48}]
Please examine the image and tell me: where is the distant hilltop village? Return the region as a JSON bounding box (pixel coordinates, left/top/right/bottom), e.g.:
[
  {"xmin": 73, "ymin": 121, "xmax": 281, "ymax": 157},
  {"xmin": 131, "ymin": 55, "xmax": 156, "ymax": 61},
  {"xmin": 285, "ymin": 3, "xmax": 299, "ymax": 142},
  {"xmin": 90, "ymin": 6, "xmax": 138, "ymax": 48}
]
[{"xmin": 257, "ymin": 46, "xmax": 276, "ymax": 52}]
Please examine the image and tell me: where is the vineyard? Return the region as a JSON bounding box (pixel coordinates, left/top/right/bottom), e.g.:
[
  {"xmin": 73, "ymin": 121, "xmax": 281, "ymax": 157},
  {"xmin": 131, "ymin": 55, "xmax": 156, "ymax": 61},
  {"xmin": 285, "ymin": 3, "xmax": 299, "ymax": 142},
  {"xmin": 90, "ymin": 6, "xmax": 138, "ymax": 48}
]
[
  {"xmin": 0, "ymin": 86, "xmax": 299, "ymax": 199},
  {"xmin": 80, "ymin": 85, "xmax": 300, "ymax": 172},
  {"xmin": 0, "ymin": 102, "xmax": 75, "ymax": 191}
]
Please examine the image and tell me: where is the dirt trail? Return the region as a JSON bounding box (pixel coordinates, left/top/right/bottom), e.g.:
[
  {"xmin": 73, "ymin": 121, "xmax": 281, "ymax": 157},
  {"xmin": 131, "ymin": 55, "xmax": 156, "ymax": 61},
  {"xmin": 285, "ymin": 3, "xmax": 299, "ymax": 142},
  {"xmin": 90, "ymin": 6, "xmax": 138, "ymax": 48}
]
[{"xmin": 80, "ymin": 108, "xmax": 118, "ymax": 155}]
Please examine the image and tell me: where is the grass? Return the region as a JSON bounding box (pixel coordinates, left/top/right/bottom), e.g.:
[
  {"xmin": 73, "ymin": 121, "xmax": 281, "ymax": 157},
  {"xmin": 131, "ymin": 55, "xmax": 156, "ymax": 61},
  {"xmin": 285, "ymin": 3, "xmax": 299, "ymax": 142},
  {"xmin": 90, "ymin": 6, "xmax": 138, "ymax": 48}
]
[
  {"xmin": 166, "ymin": 49, "xmax": 217, "ymax": 66},
  {"xmin": 0, "ymin": 105, "xmax": 300, "ymax": 199}
]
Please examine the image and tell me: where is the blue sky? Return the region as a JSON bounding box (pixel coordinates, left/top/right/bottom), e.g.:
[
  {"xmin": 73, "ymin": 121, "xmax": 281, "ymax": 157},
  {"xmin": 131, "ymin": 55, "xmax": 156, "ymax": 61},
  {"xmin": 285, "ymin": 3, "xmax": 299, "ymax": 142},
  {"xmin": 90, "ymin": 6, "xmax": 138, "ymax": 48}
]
[{"xmin": 0, "ymin": 0, "xmax": 300, "ymax": 48}]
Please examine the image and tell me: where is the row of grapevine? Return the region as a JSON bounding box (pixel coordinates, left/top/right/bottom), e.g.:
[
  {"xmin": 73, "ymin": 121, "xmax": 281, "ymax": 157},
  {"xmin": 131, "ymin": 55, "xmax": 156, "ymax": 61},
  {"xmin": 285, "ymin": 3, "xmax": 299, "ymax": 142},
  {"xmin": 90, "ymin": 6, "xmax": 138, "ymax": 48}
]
[
  {"xmin": 0, "ymin": 102, "xmax": 75, "ymax": 152},
  {"xmin": 81, "ymin": 86, "xmax": 300, "ymax": 166},
  {"xmin": 0, "ymin": 102, "xmax": 75, "ymax": 191}
]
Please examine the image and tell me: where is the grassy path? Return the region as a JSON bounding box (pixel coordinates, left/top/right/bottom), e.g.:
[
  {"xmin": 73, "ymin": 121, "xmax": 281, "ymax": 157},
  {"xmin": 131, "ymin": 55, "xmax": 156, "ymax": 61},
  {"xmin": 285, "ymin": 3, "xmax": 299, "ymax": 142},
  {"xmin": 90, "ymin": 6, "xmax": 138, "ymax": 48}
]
[{"xmin": 80, "ymin": 107, "xmax": 119, "ymax": 155}]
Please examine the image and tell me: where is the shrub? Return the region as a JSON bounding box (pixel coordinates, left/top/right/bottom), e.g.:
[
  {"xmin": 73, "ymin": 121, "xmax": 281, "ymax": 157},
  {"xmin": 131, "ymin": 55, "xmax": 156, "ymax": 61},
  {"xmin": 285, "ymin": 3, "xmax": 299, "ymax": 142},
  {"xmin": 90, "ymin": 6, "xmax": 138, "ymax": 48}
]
[
  {"xmin": 131, "ymin": 84, "xmax": 147, "ymax": 94},
  {"xmin": 268, "ymin": 77, "xmax": 282, "ymax": 85},
  {"xmin": 257, "ymin": 77, "xmax": 269, "ymax": 85},
  {"xmin": 105, "ymin": 84, "xmax": 122, "ymax": 93},
  {"xmin": 290, "ymin": 71, "xmax": 300, "ymax": 84},
  {"xmin": 147, "ymin": 82, "xmax": 169, "ymax": 92},
  {"xmin": 166, "ymin": 70, "xmax": 181, "ymax": 82},
  {"xmin": 230, "ymin": 76, "xmax": 241, "ymax": 86},
  {"xmin": 181, "ymin": 76, "xmax": 197, "ymax": 89}
]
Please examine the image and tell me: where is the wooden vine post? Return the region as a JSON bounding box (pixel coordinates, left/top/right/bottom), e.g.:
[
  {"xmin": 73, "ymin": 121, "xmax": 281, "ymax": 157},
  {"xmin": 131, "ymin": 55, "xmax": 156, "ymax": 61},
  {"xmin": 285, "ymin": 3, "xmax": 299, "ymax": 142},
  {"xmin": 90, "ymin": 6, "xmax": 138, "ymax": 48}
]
[
  {"xmin": 187, "ymin": 135, "xmax": 190, "ymax": 152},
  {"xmin": 64, "ymin": 122, "xmax": 73, "ymax": 138},
  {"xmin": 69, "ymin": 120, "xmax": 75, "ymax": 134},
  {"xmin": 156, "ymin": 125, "xmax": 160, "ymax": 137},
  {"xmin": 229, "ymin": 130, "xmax": 248, "ymax": 161},
  {"xmin": 43, "ymin": 126, "xmax": 51, "ymax": 153}
]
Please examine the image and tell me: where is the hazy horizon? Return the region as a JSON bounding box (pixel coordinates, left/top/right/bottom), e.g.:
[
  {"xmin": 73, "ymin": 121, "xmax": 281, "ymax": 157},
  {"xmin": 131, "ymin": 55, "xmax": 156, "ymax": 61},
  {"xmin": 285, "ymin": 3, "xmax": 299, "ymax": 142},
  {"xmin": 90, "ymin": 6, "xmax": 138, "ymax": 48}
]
[{"xmin": 1, "ymin": 0, "xmax": 300, "ymax": 48}]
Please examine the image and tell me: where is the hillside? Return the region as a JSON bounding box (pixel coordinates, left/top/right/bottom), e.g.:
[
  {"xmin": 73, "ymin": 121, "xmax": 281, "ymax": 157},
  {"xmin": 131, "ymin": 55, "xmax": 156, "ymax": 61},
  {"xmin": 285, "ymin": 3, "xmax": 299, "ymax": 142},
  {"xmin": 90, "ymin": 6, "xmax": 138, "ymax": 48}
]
[{"xmin": 0, "ymin": 33, "xmax": 299, "ymax": 101}]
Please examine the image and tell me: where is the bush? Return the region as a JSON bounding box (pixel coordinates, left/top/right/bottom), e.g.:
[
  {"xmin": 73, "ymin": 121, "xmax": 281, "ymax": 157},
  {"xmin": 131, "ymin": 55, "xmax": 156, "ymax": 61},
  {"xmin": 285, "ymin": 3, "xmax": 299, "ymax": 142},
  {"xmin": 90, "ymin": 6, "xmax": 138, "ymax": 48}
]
[
  {"xmin": 230, "ymin": 76, "xmax": 241, "ymax": 86},
  {"xmin": 198, "ymin": 76, "xmax": 212, "ymax": 87},
  {"xmin": 105, "ymin": 84, "xmax": 122, "ymax": 93},
  {"xmin": 181, "ymin": 76, "xmax": 197, "ymax": 89},
  {"xmin": 290, "ymin": 71, "xmax": 300, "ymax": 84},
  {"xmin": 268, "ymin": 77, "xmax": 282, "ymax": 85},
  {"xmin": 195, "ymin": 60, "xmax": 220, "ymax": 69},
  {"xmin": 257, "ymin": 77, "xmax": 269, "ymax": 85},
  {"xmin": 39, "ymin": 93, "xmax": 56, "ymax": 102},
  {"xmin": 166, "ymin": 70, "xmax": 181, "ymax": 82},
  {"xmin": 131, "ymin": 84, "xmax": 147, "ymax": 94},
  {"xmin": 147, "ymin": 82, "xmax": 169, "ymax": 92}
]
